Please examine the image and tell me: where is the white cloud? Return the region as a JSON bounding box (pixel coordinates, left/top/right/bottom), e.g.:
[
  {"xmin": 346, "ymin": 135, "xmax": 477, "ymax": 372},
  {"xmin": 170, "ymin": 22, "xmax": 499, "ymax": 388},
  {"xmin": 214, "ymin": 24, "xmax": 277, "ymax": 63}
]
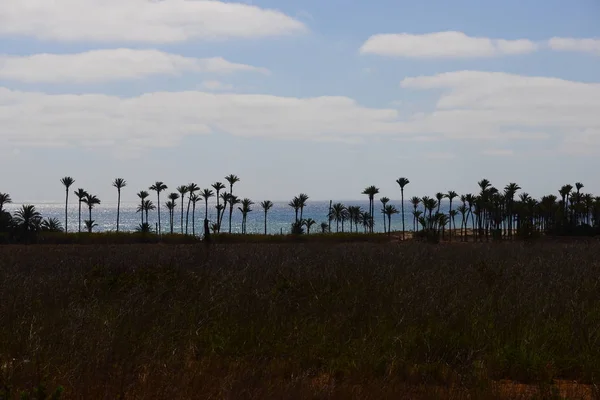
[
  {"xmin": 548, "ymin": 37, "xmax": 600, "ymax": 55},
  {"xmin": 0, "ymin": 49, "xmax": 269, "ymax": 83},
  {"xmin": 0, "ymin": 88, "xmax": 402, "ymax": 155},
  {"xmin": 0, "ymin": 0, "xmax": 307, "ymax": 43},
  {"xmin": 360, "ymin": 31, "xmax": 538, "ymax": 58},
  {"xmin": 399, "ymin": 71, "xmax": 600, "ymax": 143},
  {"xmin": 201, "ymin": 80, "xmax": 234, "ymax": 91}
]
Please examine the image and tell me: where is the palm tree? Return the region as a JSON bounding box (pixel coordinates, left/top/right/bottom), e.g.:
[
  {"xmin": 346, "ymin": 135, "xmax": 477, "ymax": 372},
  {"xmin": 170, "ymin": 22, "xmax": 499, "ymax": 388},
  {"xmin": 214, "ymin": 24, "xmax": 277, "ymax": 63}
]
[
  {"xmin": 137, "ymin": 190, "xmax": 149, "ymax": 224},
  {"xmin": 261, "ymin": 200, "xmax": 273, "ymax": 235},
  {"xmin": 361, "ymin": 211, "xmax": 373, "ymax": 233},
  {"xmin": 218, "ymin": 192, "xmax": 229, "ymax": 229},
  {"xmin": 149, "ymin": 182, "xmax": 168, "ymax": 234},
  {"xmin": 396, "ymin": 177, "xmax": 409, "ymax": 240},
  {"xmin": 185, "ymin": 183, "xmax": 200, "ymax": 235},
  {"xmin": 362, "ymin": 186, "xmax": 380, "ymax": 233},
  {"xmin": 167, "ymin": 192, "xmax": 180, "ymax": 234},
  {"xmin": 142, "ymin": 200, "xmax": 155, "ymax": 225},
  {"xmin": 60, "ymin": 176, "xmax": 75, "ymax": 233},
  {"xmin": 383, "ymin": 204, "xmax": 399, "ymax": 237},
  {"xmin": 435, "ymin": 192, "xmax": 444, "ymax": 214},
  {"xmin": 177, "ymin": 185, "xmax": 189, "ymax": 234},
  {"xmin": 82, "ymin": 194, "xmax": 101, "ymax": 233},
  {"xmin": 112, "ymin": 178, "xmax": 127, "ymax": 232},
  {"xmin": 228, "ymin": 195, "xmax": 241, "ymax": 233},
  {"xmin": 303, "ymin": 218, "xmax": 316, "ymax": 234},
  {"xmin": 0, "ymin": 192, "xmax": 12, "ymax": 214},
  {"xmin": 41, "ymin": 217, "xmax": 63, "ymax": 232},
  {"xmin": 320, "ymin": 222, "xmax": 329, "ymax": 233},
  {"xmin": 410, "ymin": 196, "xmax": 420, "ymax": 233},
  {"xmin": 84, "ymin": 220, "xmax": 98, "ymax": 233},
  {"xmin": 298, "ymin": 193, "xmax": 309, "ymax": 220},
  {"xmin": 380, "ymin": 197, "xmax": 390, "ymax": 233},
  {"xmin": 504, "ymin": 183, "xmax": 520, "ymax": 239},
  {"xmin": 190, "ymin": 193, "xmax": 201, "ymax": 236},
  {"xmin": 13, "ymin": 205, "xmax": 42, "ymax": 233},
  {"xmin": 200, "ymin": 189, "xmax": 215, "ymax": 222},
  {"xmin": 446, "ymin": 190, "xmax": 458, "ymax": 241},
  {"xmin": 212, "ymin": 182, "xmax": 226, "ymax": 231},
  {"xmin": 225, "ymin": 174, "xmax": 240, "ymax": 233},
  {"xmin": 238, "ymin": 198, "xmax": 254, "ymax": 234},
  {"xmin": 288, "ymin": 196, "xmax": 301, "ymax": 222},
  {"xmin": 73, "ymin": 189, "xmax": 88, "ymax": 233},
  {"xmin": 329, "ymin": 203, "xmax": 347, "ymax": 232},
  {"xmin": 165, "ymin": 200, "xmax": 176, "ymax": 234}
]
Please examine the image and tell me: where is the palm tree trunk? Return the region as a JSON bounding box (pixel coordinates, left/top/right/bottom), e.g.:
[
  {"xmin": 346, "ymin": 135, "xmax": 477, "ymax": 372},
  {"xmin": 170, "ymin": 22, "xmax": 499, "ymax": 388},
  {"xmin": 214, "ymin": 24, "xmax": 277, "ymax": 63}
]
[
  {"xmin": 264, "ymin": 211, "xmax": 268, "ymax": 235},
  {"xmin": 78, "ymin": 200, "xmax": 82, "ymax": 233},
  {"xmin": 382, "ymin": 210, "xmax": 386, "ymax": 234},
  {"xmin": 157, "ymin": 193, "xmax": 161, "ymax": 235},
  {"xmin": 229, "ymin": 206, "xmax": 234, "ymax": 233},
  {"xmin": 192, "ymin": 203, "xmax": 196, "ymax": 236},
  {"xmin": 64, "ymin": 189, "xmax": 69, "ymax": 233},
  {"xmin": 204, "ymin": 199, "xmax": 209, "ymax": 221},
  {"xmin": 180, "ymin": 196, "xmax": 185, "ymax": 234},
  {"xmin": 186, "ymin": 197, "xmax": 192, "ymax": 235},
  {"xmin": 116, "ymin": 189, "xmax": 121, "ymax": 233},
  {"xmin": 141, "ymin": 199, "xmax": 144, "ymax": 224},
  {"xmin": 401, "ymin": 189, "xmax": 405, "ymax": 240},
  {"xmin": 388, "ymin": 214, "xmax": 392, "ymax": 237}
]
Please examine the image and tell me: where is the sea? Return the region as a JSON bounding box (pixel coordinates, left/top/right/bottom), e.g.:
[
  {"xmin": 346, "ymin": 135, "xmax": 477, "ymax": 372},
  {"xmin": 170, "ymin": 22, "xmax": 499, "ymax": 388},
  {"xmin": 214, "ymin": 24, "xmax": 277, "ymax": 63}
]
[{"xmin": 3, "ymin": 200, "xmax": 453, "ymax": 235}]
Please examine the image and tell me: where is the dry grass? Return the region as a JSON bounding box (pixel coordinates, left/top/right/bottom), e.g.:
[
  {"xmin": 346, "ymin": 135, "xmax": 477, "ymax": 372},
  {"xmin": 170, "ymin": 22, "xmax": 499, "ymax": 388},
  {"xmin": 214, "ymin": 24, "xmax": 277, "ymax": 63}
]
[{"xmin": 1, "ymin": 242, "xmax": 599, "ymax": 399}]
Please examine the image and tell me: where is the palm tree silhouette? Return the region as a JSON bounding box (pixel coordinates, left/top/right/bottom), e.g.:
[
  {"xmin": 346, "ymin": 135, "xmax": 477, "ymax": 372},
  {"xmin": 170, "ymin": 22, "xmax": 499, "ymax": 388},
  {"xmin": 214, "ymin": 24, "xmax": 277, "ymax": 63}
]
[
  {"xmin": 288, "ymin": 196, "xmax": 301, "ymax": 222},
  {"xmin": 73, "ymin": 189, "xmax": 88, "ymax": 233},
  {"xmin": 41, "ymin": 217, "xmax": 63, "ymax": 232},
  {"xmin": 225, "ymin": 174, "xmax": 240, "ymax": 233},
  {"xmin": 142, "ymin": 200, "xmax": 155, "ymax": 225},
  {"xmin": 185, "ymin": 183, "xmax": 199, "ymax": 235},
  {"xmin": 320, "ymin": 222, "xmax": 329, "ymax": 233},
  {"xmin": 446, "ymin": 190, "xmax": 458, "ymax": 241},
  {"xmin": 298, "ymin": 193, "xmax": 309, "ymax": 221},
  {"xmin": 238, "ymin": 198, "xmax": 254, "ymax": 234},
  {"xmin": 190, "ymin": 193, "xmax": 201, "ymax": 236},
  {"xmin": 330, "ymin": 203, "xmax": 346, "ymax": 232},
  {"xmin": 0, "ymin": 192, "xmax": 12, "ymax": 214},
  {"xmin": 60, "ymin": 176, "xmax": 75, "ymax": 233},
  {"xmin": 167, "ymin": 192, "xmax": 180, "ymax": 234},
  {"xmin": 410, "ymin": 196, "xmax": 420, "ymax": 233},
  {"xmin": 396, "ymin": 177, "xmax": 410, "ymax": 240},
  {"xmin": 503, "ymin": 183, "xmax": 520, "ymax": 239},
  {"xmin": 260, "ymin": 200, "xmax": 273, "ymax": 235},
  {"xmin": 218, "ymin": 192, "xmax": 229, "ymax": 230},
  {"xmin": 136, "ymin": 190, "xmax": 149, "ymax": 224},
  {"xmin": 165, "ymin": 200, "xmax": 176, "ymax": 234},
  {"xmin": 13, "ymin": 204, "xmax": 42, "ymax": 233},
  {"xmin": 149, "ymin": 182, "xmax": 167, "ymax": 235},
  {"xmin": 380, "ymin": 197, "xmax": 390, "ymax": 233},
  {"xmin": 362, "ymin": 186, "xmax": 379, "ymax": 233},
  {"xmin": 112, "ymin": 178, "xmax": 127, "ymax": 232},
  {"xmin": 228, "ymin": 195, "xmax": 241, "ymax": 233},
  {"xmin": 200, "ymin": 189, "xmax": 215, "ymax": 222},
  {"xmin": 211, "ymin": 182, "xmax": 226, "ymax": 231},
  {"xmin": 176, "ymin": 185, "xmax": 189, "ymax": 234},
  {"xmin": 82, "ymin": 194, "xmax": 101, "ymax": 233},
  {"xmin": 384, "ymin": 204, "xmax": 399, "ymax": 237},
  {"xmin": 303, "ymin": 218, "xmax": 316, "ymax": 234}
]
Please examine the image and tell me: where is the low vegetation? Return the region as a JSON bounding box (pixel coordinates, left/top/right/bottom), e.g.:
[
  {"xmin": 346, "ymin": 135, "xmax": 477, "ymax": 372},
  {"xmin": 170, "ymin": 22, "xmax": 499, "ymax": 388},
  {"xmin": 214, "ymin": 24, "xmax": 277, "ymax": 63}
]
[{"xmin": 0, "ymin": 242, "xmax": 598, "ymax": 399}]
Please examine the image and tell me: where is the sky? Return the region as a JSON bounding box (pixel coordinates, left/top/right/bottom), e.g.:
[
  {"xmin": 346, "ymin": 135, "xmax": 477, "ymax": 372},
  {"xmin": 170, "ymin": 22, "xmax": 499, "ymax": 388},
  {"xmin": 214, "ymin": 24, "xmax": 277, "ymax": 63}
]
[{"xmin": 1, "ymin": 0, "xmax": 600, "ymax": 203}]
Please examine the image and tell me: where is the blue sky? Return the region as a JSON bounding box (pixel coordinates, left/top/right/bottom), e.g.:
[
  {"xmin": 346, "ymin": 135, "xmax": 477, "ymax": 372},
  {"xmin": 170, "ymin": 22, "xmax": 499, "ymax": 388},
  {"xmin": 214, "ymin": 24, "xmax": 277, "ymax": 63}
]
[{"xmin": 1, "ymin": 0, "xmax": 599, "ymax": 203}]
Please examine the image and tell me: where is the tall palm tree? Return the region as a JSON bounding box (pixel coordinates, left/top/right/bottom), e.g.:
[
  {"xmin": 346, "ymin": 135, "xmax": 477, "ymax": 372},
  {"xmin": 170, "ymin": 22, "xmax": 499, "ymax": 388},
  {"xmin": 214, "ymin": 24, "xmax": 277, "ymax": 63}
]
[
  {"xmin": 218, "ymin": 192, "xmax": 229, "ymax": 230},
  {"xmin": 185, "ymin": 183, "xmax": 200, "ymax": 235},
  {"xmin": 435, "ymin": 192, "xmax": 444, "ymax": 214},
  {"xmin": 167, "ymin": 192, "xmax": 180, "ymax": 234},
  {"xmin": 303, "ymin": 218, "xmax": 316, "ymax": 234},
  {"xmin": 112, "ymin": 178, "xmax": 127, "ymax": 232},
  {"xmin": 73, "ymin": 189, "xmax": 87, "ymax": 233},
  {"xmin": 504, "ymin": 183, "xmax": 520, "ymax": 239},
  {"xmin": 380, "ymin": 197, "xmax": 390, "ymax": 233},
  {"xmin": 329, "ymin": 203, "xmax": 347, "ymax": 232},
  {"xmin": 177, "ymin": 185, "xmax": 189, "ymax": 234},
  {"xmin": 383, "ymin": 204, "xmax": 399, "ymax": 237},
  {"xmin": 200, "ymin": 189, "xmax": 215, "ymax": 222},
  {"xmin": 446, "ymin": 190, "xmax": 458, "ymax": 241},
  {"xmin": 165, "ymin": 200, "xmax": 176, "ymax": 234},
  {"xmin": 137, "ymin": 190, "xmax": 149, "ymax": 224},
  {"xmin": 228, "ymin": 195, "xmax": 241, "ymax": 233},
  {"xmin": 238, "ymin": 198, "xmax": 254, "ymax": 234},
  {"xmin": 225, "ymin": 174, "xmax": 240, "ymax": 233},
  {"xmin": 60, "ymin": 176, "xmax": 75, "ymax": 233},
  {"xmin": 396, "ymin": 177, "xmax": 409, "ymax": 240},
  {"xmin": 260, "ymin": 200, "xmax": 273, "ymax": 235},
  {"xmin": 298, "ymin": 193, "xmax": 309, "ymax": 220},
  {"xmin": 362, "ymin": 186, "xmax": 379, "ymax": 233},
  {"xmin": 212, "ymin": 182, "xmax": 226, "ymax": 231},
  {"xmin": 190, "ymin": 193, "xmax": 200, "ymax": 236},
  {"xmin": 288, "ymin": 196, "xmax": 302, "ymax": 222},
  {"xmin": 142, "ymin": 200, "xmax": 155, "ymax": 225},
  {"xmin": 0, "ymin": 192, "xmax": 12, "ymax": 214},
  {"xmin": 82, "ymin": 194, "xmax": 101, "ymax": 233},
  {"xmin": 149, "ymin": 182, "xmax": 168, "ymax": 234}
]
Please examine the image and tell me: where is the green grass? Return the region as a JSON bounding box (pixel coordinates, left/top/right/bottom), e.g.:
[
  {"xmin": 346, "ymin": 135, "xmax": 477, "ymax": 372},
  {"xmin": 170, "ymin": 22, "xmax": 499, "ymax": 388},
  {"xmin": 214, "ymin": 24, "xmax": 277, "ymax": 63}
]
[{"xmin": 0, "ymin": 242, "xmax": 599, "ymax": 399}]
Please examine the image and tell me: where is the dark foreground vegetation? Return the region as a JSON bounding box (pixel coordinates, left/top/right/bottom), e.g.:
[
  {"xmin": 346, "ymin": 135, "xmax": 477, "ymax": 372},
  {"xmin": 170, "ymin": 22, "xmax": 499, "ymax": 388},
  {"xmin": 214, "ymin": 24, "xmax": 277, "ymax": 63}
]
[{"xmin": 1, "ymin": 243, "xmax": 599, "ymax": 399}]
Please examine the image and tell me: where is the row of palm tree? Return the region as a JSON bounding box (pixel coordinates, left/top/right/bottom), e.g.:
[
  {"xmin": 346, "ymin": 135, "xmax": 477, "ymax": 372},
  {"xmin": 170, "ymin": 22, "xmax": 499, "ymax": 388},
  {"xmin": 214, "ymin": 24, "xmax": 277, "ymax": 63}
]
[{"xmin": 5, "ymin": 175, "xmax": 600, "ymax": 239}]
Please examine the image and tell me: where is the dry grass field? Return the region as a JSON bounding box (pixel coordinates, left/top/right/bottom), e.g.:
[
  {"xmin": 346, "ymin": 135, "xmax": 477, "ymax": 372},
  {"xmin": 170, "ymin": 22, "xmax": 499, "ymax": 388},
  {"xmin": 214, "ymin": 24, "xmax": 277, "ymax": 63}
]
[{"xmin": 1, "ymin": 242, "xmax": 599, "ymax": 399}]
